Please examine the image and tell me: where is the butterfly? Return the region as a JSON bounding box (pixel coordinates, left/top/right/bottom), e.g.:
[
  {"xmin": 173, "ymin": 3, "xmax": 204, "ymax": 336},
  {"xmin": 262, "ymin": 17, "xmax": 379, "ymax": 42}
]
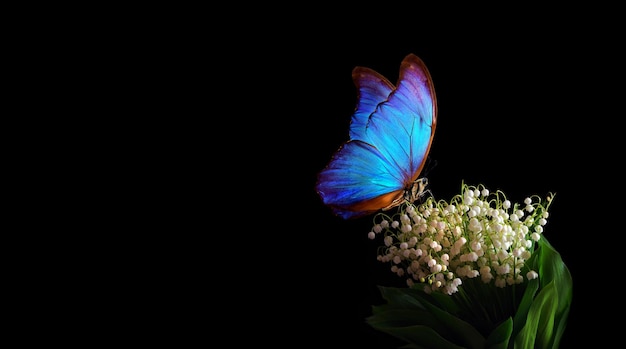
[{"xmin": 316, "ymin": 53, "xmax": 437, "ymax": 219}]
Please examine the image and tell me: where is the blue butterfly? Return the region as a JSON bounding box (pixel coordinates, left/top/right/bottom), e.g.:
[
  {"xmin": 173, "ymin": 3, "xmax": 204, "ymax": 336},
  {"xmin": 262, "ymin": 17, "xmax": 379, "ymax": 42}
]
[{"xmin": 316, "ymin": 54, "xmax": 437, "ymax": 219}]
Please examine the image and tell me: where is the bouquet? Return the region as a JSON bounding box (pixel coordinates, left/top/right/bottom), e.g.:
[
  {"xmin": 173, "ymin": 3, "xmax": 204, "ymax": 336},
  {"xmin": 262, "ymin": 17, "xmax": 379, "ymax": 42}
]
[{"xmin": 365, "ymin": 182, "xmax": 572, "ymax": 349}]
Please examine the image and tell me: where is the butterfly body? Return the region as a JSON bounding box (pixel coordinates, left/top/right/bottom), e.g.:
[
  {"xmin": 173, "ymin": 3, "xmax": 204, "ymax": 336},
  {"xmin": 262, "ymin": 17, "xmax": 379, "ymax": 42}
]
[{"xmin": 316, "ymin": 54, "xmax": 437, "ymax": 219}]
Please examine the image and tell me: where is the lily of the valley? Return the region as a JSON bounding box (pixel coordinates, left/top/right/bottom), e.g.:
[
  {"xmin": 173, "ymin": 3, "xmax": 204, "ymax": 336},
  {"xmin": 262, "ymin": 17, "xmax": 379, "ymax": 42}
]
[{"xmin": 368, "ymin": 183, "xmax": 554, "ymax": 296}]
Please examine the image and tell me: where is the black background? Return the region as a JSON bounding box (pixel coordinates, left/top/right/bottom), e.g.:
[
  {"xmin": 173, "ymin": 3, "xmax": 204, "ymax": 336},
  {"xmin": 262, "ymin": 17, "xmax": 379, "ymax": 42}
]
[{"xmin": 39, "ymin": 8, "xmax": 622, "ymax": 347}]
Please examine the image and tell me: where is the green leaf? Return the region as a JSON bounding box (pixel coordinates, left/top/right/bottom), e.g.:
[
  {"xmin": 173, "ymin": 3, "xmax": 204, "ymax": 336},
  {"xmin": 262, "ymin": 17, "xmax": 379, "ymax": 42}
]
[
  {"xmin": 369, "ymin": 286, "xmax": 486, "ymax": 349},
  {"xmin": 378, "ymin": 324, "xmax": 468, "ymax": 349},
  {"xmin": 485, "ymin": 317, "xmax": 513, "ymax": 349},
  {"xmin": 514, "ymin": 281, "xmax": 558, "ymax": 348},
  {"xmin": 368, "ymin": 308, "xmax": 457, "ymax": 336},
  {"xmin": 377, "ymin": 286, "xmax": 428, "ymax": 310},
  {"xmin": 428, "ymin": 288, "xmax": 462, "ymax": 314},
  {"xmin": 512, "ymin": 236, "xmax": 573, "ymax": 349},
  {"xmin": 536, "ymin": 237, "xmax": 573, "ymax": 320},
  {"xmin": 418, "ymin": 295, "xmax": 486, "ymax": 349},
  {"xmin": 534, "ymin": 237, "xmax": 573, "ymax": 348},
  {"xmin": 549, "ymin": 304, "xmax": 570, "ymax": 349},
  {"xmin": 368, "ymin": 295, "xmax": 460, "ymax": 343},
  {"xmin": 369, "ymin": 289, "xmax": 465, "ymax": 342},
  {"xmin": 511, "ymin": 277, "xmax": 539, "ymax": 342}
]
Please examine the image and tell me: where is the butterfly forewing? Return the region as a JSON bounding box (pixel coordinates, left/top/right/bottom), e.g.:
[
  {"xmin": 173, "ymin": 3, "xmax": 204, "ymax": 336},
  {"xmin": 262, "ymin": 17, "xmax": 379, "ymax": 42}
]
[{"xmin": 349, "ymin": 67, "xmax": 395, "ymax": 142}]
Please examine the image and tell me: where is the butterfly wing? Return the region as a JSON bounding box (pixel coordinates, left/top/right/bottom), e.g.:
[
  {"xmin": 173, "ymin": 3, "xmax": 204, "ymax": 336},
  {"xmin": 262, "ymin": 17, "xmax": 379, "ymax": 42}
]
[
  {"xmin": 362, "ymin": 54, "xmax": 437, "ymax": 186},
  {"xmin": 316, "ymin": 54, "xmax": 437, "ymax": 219},
  {"xmin": 316, "ymin": 140, "xmax": 410, "ymax": 219},
  {"xmin": 349, "ymin": 67, "xmax": 394, "ymax": 142}
]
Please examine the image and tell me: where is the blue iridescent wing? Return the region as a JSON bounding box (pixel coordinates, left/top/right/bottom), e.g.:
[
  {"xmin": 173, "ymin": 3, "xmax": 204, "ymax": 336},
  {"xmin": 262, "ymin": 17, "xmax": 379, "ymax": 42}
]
[
  {"xmin": 349, "ymin": 67, "xmax": 394, "ymax": 142},
  {"xmin": 316, "ymin": 54, "xmax": 437, "ymax": 219}
]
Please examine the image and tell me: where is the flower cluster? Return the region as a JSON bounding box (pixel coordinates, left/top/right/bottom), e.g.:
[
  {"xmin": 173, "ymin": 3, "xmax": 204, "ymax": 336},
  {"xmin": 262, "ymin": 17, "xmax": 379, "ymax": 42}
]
[{"xmin": 368, "ymin": 182, "xmax": 554, "ymax": 295}]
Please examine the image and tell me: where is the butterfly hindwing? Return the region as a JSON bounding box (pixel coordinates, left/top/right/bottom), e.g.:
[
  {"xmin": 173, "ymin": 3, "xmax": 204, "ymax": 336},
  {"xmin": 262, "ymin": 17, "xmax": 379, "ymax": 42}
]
[{"xmin": 316, "ymin": 140, "xmax": 406, "ymax": 219}]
